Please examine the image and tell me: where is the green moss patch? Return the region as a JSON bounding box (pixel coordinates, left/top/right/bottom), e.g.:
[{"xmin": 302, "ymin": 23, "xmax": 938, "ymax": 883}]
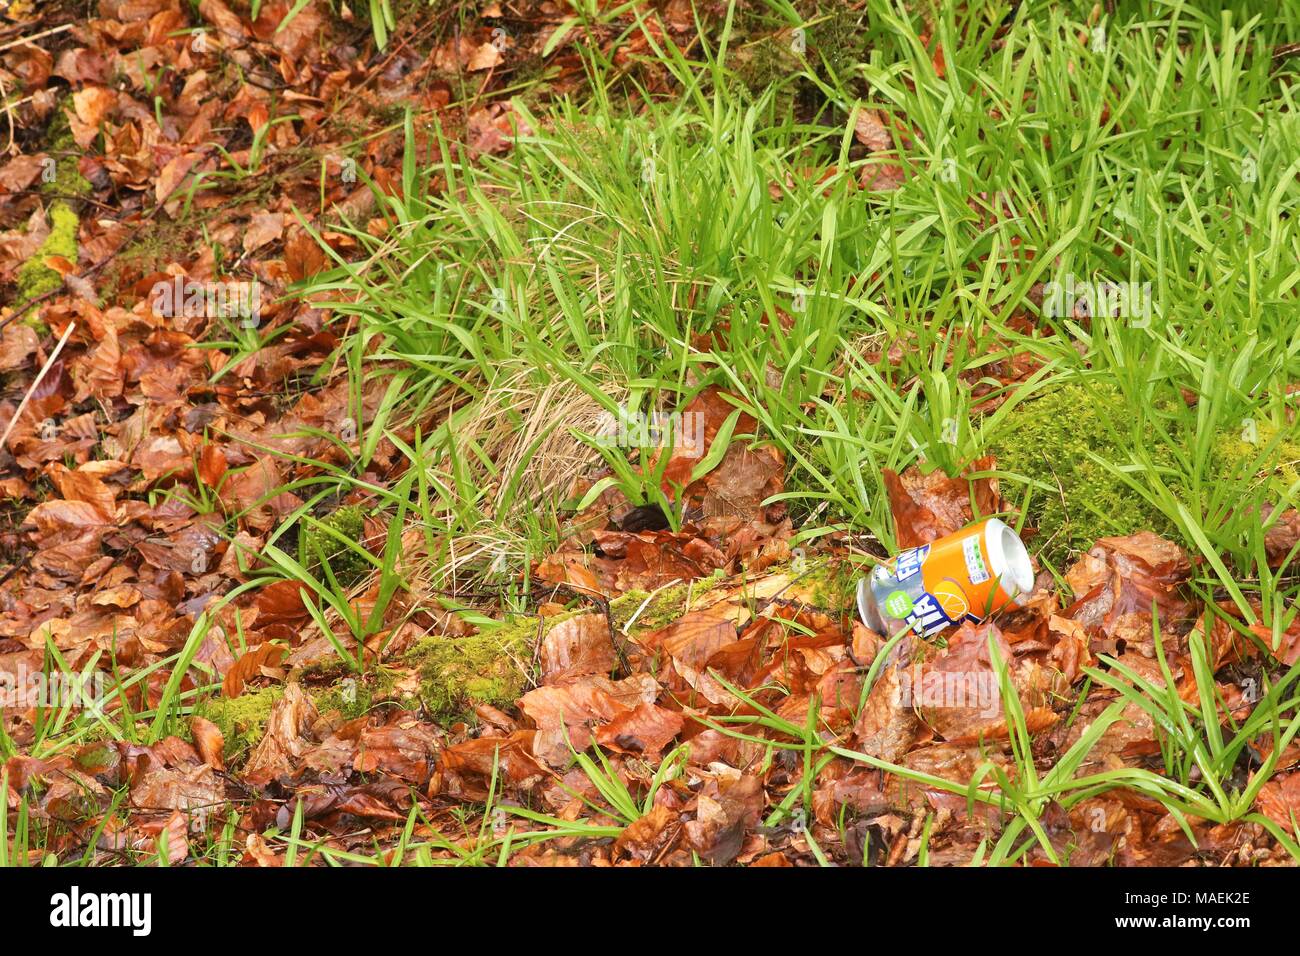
[
  {"xmin": 311, "ymin": 668, "xmax": 401, "ymax": 721},
  {"xmin": 304, "ymin": 505, "xmax": 370, "ymax": 587},
  {"xmin": 987, "ymin": 381, "xmax": 1300, "ymax": 568},
  {"xmin": 404, "ymin": 621, "xmax": 536, "ymax": 722},
  {"xmin": 14, "ymin": 108, "xmax": 93, "ymax": 318},
  {"xmin": 731, "ymin": 5, "xmax": 866, "ymax": 109},
  {"xmin": 196, "ymin": 686, "xmax": 284, "ymax": 763},
  {"xmin": 610, "ymin": 574, "xmax": 726, "ymax": 632},
  {"xmin": 43, "ymin": 114, "xmax": 94, "ymax": 202},
  {"xmin": 16, "ymin": 201, "xmax": 78, "ymax": 307},
  {"xmin": 400, "ymin": 575, "xmax": 727, "ymax": 725},
  {"xmin": 791, "ymin": 558, "xmax": 856, "ymax": 608},
  {"xmin": 985, "ymin": 382, "xmax": 1176, "ymax": 567},
  {"xmin": 1211, "ymin": 421, "xmax": 1300, "ymax": 495}
]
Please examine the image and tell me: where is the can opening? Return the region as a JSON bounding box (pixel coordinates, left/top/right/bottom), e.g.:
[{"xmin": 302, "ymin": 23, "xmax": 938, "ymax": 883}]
[
  {"xmin": 988, "ymin": 519, "xmax": 1034, "ymax": 604},
  {"xmin": 856, "ymin": 577, "xmax": 883, "ymax": 633}
]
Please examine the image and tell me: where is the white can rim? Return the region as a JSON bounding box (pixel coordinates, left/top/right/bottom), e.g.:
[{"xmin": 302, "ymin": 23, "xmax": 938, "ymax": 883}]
[{"xmin": 983, "ymin": 517, "xmax": 1034, "ymax": 605}]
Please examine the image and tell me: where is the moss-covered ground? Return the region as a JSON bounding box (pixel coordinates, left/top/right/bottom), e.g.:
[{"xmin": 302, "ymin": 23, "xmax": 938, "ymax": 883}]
[
  {"xmin": 14, "ymin": 109, "xmax": 91, "ymax": 316},
  {"xmin": 986, "ymin": 381, "xmax": 1300, "ymax": 569}
]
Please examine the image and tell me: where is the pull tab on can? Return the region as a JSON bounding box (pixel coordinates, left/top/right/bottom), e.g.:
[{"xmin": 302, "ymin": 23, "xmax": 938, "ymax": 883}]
[{"xmin": 857, "ymin": 518, "xmax": 1034, "ymax": 638}]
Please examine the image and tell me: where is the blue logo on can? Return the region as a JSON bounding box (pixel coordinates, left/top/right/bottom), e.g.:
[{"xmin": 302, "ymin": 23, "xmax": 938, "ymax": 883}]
[
  {"xmin": 894, "ymin": 544, "xmax": 930, "ymax": 583},
  {"xmin": 906, "ymin": 589, "xmax": 962, "ymax": 636}
]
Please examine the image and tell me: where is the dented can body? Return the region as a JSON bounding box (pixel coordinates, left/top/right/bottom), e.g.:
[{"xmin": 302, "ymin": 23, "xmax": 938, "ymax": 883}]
[{"xmin": 857, "ymin": 518, "xmax": 1034, "ymax": 638}]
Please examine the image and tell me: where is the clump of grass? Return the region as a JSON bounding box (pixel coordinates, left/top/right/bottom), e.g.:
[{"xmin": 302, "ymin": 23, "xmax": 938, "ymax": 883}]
[
  {"xmin": 270, "ymin": 0, "xmax": 1300, "ymax": 857},
  {"xmin": 303, "ymin": 504, "xmax": 370, "ymax": 587}
]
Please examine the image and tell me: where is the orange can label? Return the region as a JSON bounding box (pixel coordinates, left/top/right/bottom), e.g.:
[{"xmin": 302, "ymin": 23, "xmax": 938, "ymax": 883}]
[{"xmin": 867, "ymin": 518, "xmax": 1031, "ymax": 637}]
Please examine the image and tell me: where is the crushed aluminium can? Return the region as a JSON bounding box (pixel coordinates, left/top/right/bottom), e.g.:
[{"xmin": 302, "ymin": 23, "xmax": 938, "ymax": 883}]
[{"xmin": 856, "ymin": 517, "xmax": 1035, "ymax": 638}]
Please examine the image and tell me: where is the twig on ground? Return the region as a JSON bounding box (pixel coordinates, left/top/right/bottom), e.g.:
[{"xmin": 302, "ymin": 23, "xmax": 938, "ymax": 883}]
[
  {"xmin": 0, "ymin": 21, "xmax": 71, "ymax": 54},
  {"xmin": 0, "ymin": 318, "xmax": 74, "ymax": 450}
]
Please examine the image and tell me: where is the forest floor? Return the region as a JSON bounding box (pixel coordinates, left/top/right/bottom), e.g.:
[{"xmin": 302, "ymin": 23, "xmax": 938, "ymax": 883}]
[{"xmin": 2, "ymin": 0, "xmax": 1300, "ymax": 867}]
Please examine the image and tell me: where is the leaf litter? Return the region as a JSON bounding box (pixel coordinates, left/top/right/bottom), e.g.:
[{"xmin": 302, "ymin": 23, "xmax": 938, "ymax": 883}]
[{"xmin": 0, "ymin": 0, "xmax": 1295, "ymax": 869}]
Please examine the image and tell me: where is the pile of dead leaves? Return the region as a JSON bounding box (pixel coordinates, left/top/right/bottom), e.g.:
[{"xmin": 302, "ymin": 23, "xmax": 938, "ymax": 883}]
[
  {"xmin": 3, "ymin": 0, "xmax": 1300, "ymax": 868},
  {"xmin": 21, "ymin": 455, "xmax": 1283, "ymax": 866},
  {"xmin": 432, "ymin": 463, "xmax": 1294, "ymax": 866}
]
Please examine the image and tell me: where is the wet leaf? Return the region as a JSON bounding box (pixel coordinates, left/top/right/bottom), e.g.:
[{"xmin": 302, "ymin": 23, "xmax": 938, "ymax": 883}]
[
  {"xmin": 222, "ymin": 642, "xmax": 289, "ymax": 698},
  {"xmin": 539, "ymin": 613, "xmax": 617, "ymax": 682},
  {"xmin": 190, "ymin": 716, "xmax": 226, "ymax": 771},
  {"xmin": 883, "ymin": 457, "xmax": 1004, "ymax": 549}
]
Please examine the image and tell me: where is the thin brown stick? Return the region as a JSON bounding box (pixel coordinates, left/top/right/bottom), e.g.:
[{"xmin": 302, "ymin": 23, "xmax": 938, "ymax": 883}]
[
  {"xmin": 0, "ymin": 21, "xmax": 71, "ymax": 54},
  {"xmin": 0, "ymin": 319, "xmax": 75, "ymax": 451}
]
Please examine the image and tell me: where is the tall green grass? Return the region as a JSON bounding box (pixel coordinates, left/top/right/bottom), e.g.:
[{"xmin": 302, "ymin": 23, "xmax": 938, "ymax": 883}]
[{"xmin": 300, "ymin": 1, "xmax": 1299, "ymax": 585}]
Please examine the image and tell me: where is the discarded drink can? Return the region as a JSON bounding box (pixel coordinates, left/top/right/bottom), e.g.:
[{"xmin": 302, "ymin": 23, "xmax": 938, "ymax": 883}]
[{"xmin": 857, "ymin": 517, "xmax": 1034, "ymax": 638}]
